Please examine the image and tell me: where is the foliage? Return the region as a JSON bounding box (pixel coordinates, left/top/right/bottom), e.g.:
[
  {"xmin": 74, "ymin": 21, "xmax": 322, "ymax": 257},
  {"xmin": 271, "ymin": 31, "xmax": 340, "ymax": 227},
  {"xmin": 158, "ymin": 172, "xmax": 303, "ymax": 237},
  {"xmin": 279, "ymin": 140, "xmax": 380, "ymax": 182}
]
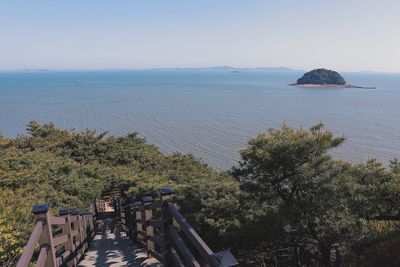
[
  {"xmin": 297, "ymin": 69, "xmax": 347, "ymax": 85},
  {"xmin": 0, "ymin": 121, "xmax": 237, "ymax": 266},
  {"xmin": 1, "ymin": 121, "xmax": 399, "ymax": 266},
  {"xmin": 232, "ymin": 123, "xmax": 400, "ymax": 266}
]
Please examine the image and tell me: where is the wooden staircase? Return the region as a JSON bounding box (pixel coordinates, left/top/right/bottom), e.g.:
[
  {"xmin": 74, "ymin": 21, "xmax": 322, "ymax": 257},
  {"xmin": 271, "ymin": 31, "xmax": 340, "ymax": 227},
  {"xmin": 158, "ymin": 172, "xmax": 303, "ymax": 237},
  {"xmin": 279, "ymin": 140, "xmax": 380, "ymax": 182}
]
[{"xmin": 16, "ymin": 187, "xmax": 238, "ymax": 267}]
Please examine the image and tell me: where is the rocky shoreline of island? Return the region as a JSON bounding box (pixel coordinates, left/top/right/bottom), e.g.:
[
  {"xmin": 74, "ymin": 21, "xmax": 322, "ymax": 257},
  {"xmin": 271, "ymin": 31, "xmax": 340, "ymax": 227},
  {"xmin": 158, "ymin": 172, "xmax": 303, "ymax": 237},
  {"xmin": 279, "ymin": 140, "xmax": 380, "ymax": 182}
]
[{"xmin": 289, "ymin": 83, "xmax": 376, "ymax": 89}]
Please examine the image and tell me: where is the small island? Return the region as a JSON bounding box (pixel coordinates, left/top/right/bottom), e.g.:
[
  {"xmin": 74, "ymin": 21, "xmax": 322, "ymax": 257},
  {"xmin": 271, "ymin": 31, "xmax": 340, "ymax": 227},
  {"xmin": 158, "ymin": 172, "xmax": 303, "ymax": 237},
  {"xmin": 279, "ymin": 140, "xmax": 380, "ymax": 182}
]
[{"xmin": 290, "ymin": 68, "xmax": 375, "ymax": 89}]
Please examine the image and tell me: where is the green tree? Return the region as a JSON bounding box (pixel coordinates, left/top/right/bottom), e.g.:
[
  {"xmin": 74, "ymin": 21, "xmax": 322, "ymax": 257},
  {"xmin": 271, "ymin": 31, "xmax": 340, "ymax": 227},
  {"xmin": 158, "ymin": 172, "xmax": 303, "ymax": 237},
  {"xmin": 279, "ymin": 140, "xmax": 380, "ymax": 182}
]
[{"xmin": 233, "ymin": 123, "xmax": 363, "ymax": 265}]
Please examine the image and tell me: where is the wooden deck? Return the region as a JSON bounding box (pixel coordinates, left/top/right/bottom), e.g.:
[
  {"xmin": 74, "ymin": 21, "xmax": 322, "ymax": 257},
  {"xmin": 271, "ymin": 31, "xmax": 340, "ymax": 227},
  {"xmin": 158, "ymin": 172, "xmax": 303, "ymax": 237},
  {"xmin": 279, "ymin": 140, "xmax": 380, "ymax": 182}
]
[{"xmin": 79, "ymin": 214, "xmax": 159, "ymax": 267}]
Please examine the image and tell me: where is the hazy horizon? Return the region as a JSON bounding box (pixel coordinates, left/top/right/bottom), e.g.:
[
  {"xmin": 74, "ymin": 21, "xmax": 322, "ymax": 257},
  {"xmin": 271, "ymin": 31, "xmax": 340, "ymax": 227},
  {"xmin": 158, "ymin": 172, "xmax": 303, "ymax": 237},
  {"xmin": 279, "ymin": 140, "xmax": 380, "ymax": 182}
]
[
  {"xmin": 1, "ymin": 0, "xmax": 399, "ymax": 72},
  {"xmin": 2, "ymin": 66, "xmax": 400, "ymax": 75}
]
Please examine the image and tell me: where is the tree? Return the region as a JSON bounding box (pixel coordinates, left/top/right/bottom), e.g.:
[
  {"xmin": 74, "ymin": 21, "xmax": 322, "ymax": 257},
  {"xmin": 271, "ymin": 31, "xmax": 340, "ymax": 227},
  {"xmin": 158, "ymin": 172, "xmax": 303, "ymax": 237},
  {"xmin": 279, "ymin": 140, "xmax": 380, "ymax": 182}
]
[{"xmin": 233, "ymin": 123, "xmax": 364, "ymax": 265}]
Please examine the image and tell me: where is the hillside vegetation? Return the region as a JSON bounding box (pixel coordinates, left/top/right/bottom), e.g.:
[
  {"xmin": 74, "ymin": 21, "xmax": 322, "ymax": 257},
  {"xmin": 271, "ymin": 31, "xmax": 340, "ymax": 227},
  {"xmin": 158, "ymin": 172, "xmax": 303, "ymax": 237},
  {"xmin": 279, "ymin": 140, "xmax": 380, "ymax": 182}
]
[{"xmin": 1, "ymin": 122, "xmax": 400, "ymax": 266}]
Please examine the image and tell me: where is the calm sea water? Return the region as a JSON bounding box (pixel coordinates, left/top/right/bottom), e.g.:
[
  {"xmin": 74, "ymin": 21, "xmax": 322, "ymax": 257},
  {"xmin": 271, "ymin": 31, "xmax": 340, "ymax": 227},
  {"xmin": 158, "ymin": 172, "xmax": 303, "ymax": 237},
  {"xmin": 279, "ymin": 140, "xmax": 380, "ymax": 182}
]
[{"xmin": 0, "ymin": 70, "xmax": 399, "ymax": 169}]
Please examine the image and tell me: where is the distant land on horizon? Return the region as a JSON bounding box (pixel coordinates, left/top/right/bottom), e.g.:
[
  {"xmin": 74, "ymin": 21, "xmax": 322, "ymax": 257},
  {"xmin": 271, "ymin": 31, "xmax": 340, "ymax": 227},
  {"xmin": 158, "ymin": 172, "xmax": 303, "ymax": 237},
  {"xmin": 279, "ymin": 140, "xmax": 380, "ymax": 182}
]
[
  {"xmin": 2, "ymin": 66, "xmax": 400, "ymax": 74},
  {"xmin": 1, "ymin": 66, "xmax": 299, "ymax": 73},
  {"xmin": 146, "ymin": 66, "xmax": 298, "ymax": 72}
]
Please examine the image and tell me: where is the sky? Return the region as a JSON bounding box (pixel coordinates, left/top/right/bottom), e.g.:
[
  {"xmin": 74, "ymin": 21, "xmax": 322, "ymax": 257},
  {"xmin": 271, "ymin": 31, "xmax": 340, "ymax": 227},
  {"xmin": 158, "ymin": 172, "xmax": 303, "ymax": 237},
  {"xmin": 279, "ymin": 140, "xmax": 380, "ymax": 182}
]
[{"xmin": 0, "ymin": 0, "xmax": 399, "ymax": 72}]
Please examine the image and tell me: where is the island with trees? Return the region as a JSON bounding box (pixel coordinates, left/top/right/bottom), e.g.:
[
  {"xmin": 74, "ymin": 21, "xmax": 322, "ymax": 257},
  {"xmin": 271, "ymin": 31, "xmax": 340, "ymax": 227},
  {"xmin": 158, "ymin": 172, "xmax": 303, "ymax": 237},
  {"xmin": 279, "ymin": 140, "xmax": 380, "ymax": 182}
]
[{"xmin": 290, "ymin": 68, "xmax": 375, "ymax": 88}]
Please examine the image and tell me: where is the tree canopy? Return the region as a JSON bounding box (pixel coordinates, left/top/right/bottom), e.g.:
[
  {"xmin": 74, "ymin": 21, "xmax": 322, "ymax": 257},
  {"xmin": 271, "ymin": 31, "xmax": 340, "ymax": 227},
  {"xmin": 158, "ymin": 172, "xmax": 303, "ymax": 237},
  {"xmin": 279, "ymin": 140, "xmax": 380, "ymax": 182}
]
[
  {"xmin": 0, "ymin": 121, "xmax": 237, "ymax": 266},
  {"xmin": 297, "ymin": 69, "xmax": 347, "ymax": 85},
  {"xmin": 231, "ymin": 123, "xmax": 400, "ymax": 266},
  {"xmin": 1, "ymin": 122, "xmax": 400, "ymax": 266}
]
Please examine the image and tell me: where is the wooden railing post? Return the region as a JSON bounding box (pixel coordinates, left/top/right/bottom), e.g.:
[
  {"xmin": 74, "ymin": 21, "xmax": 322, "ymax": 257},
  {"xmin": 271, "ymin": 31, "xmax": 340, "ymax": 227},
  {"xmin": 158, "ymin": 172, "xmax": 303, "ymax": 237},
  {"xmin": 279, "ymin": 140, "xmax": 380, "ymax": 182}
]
[
  {"xmin": 143, "ymin": 196, "xmax": 155, "ymax": 257},
  {"xmin": 91, "ymin": 209, "xmax": 96, "ymax": 238},
  {"xmin": 95, "ymin": 198, "xmax": 99, "ymax": 214},
  {"xmin": 69, "ymin": 210, "xmax": 84, "ymax": 262},
  {"xmin": 159, "ymin": 187, "xmax": 174, "ymax": 267},
  {"xmin": 65, "ymin": 210, "xmax": 79, "ymax": 263},
  {"xmin": 32, "ymin": 204, "xmax": 57, "ymax": 267},
  {"xmin": 95, "ymin": 198, "xmax": 105, "ymax": 212},
  {"xmin": 114, "ymin": 196, "xmax": 121, "ymax": 217},
  {"xmin": 120, "ymin": 207, "xmax": 126, "ymax": 232},
  {"xmin": 81, "ymin": 211, "xmax": 94, "ymax": 246},
  {"xmin": 59, "ymin": 209, "xmax": 76, "ymax": 267},
  {"xmin": 80, "ymin": 213, "xmax": 89, "ymax": 253},
  {"xmin": 132, "ymin": 201, "xmax": 142, "ymax": 242},
  {"xmin": 125, "ymin": 203, "xmax": 138, "ymax": 239},
  {"xmin": 135, "ymin": 202, "xmax": 147, "ymax": 246},
  {"xmin": 124, "ymin": 204, "xmax": 132, "ymax": 238},
  {"xmin": 90, "ymin": 202, "xmax": 96, "ymax": 221}
]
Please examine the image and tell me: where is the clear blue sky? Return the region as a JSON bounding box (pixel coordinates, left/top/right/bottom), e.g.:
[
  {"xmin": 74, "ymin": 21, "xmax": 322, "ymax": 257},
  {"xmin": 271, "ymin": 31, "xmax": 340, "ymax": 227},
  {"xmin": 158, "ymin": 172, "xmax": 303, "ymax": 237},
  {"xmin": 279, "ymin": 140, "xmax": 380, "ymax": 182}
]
[{"xmin": 1, "ymin": 0, "xmax": 399, "ymax": 72}]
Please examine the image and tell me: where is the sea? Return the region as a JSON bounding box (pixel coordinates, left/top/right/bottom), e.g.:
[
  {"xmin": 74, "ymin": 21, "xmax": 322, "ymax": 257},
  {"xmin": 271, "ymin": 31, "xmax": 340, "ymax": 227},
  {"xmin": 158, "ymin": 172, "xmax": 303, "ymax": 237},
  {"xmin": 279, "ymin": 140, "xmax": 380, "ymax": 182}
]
[{"xmin": 0, "ymin": 70, "xmax": 399, "ymax": 170}]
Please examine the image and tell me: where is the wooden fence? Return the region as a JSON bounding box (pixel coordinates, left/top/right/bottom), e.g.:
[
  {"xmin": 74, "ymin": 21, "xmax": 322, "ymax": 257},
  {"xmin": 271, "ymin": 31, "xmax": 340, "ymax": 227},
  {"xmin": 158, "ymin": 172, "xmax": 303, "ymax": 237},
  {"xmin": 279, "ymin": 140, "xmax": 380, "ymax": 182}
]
[
  {"xmin": 119, "ymin": 187, "xmax": 239, "ymax": 267},
  {"xmin": 15, "ymin": 187, "xmax": 238, "ymax": 267},
  {"xmin": 16, "ymin": 204, "xmax": 95, "ymax": 267},
  {"xmin": 95, "ymin": 198, "xmax": 105, "ymax": 213}
]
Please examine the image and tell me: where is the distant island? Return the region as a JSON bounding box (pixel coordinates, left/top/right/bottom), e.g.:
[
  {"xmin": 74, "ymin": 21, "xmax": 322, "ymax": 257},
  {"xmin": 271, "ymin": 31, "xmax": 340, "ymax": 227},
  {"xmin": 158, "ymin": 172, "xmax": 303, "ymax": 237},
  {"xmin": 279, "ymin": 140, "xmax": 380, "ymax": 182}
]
[{"xmin": 290, "ymin": 68, "xmax": 375, "ymax": 89}]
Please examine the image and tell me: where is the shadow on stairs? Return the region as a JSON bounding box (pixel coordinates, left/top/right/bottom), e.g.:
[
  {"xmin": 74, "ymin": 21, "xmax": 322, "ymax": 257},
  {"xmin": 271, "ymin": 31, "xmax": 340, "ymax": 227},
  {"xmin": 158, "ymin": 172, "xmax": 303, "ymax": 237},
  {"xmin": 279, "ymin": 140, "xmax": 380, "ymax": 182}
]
[{"xmin": 78, "ymin": 215, "xmax": 160, "ymax": 267}]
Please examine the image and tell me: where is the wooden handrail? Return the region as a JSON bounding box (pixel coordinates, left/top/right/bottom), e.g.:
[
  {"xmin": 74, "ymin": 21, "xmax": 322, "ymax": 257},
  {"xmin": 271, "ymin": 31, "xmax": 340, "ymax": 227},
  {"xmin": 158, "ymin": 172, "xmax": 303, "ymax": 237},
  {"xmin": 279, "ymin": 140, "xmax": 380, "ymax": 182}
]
[
  {"xmin": 16, "ymin": 221, "xmax": 44, "ymax": 267},
  {"xmin": 167, "ymin": 202, "xmax": 217, "ymax": 266},
  {"xmin": 119, "ymin": 187, "xmax": 239, "ymax": 267},
  {"xmin": 49, "ymin": 216, "xmax": 66, "ymax": 225},
  {"xmin": 16, "ymin": 204, "xmax": 96, "ymax": 267},
  {"xmin": 170, "ymin": 246, "xmax": 185, "ymax": 267},
  {"xmin": 35, "ymin": 247, "xmax": 47, "ymax": 267},
  {"xmin": 53, "ymin": 234, "xmax": 69, "ymax": 247},
  {"xmin": 168, "ymin": 225, "xmax": 200, "ymax": 267}
]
